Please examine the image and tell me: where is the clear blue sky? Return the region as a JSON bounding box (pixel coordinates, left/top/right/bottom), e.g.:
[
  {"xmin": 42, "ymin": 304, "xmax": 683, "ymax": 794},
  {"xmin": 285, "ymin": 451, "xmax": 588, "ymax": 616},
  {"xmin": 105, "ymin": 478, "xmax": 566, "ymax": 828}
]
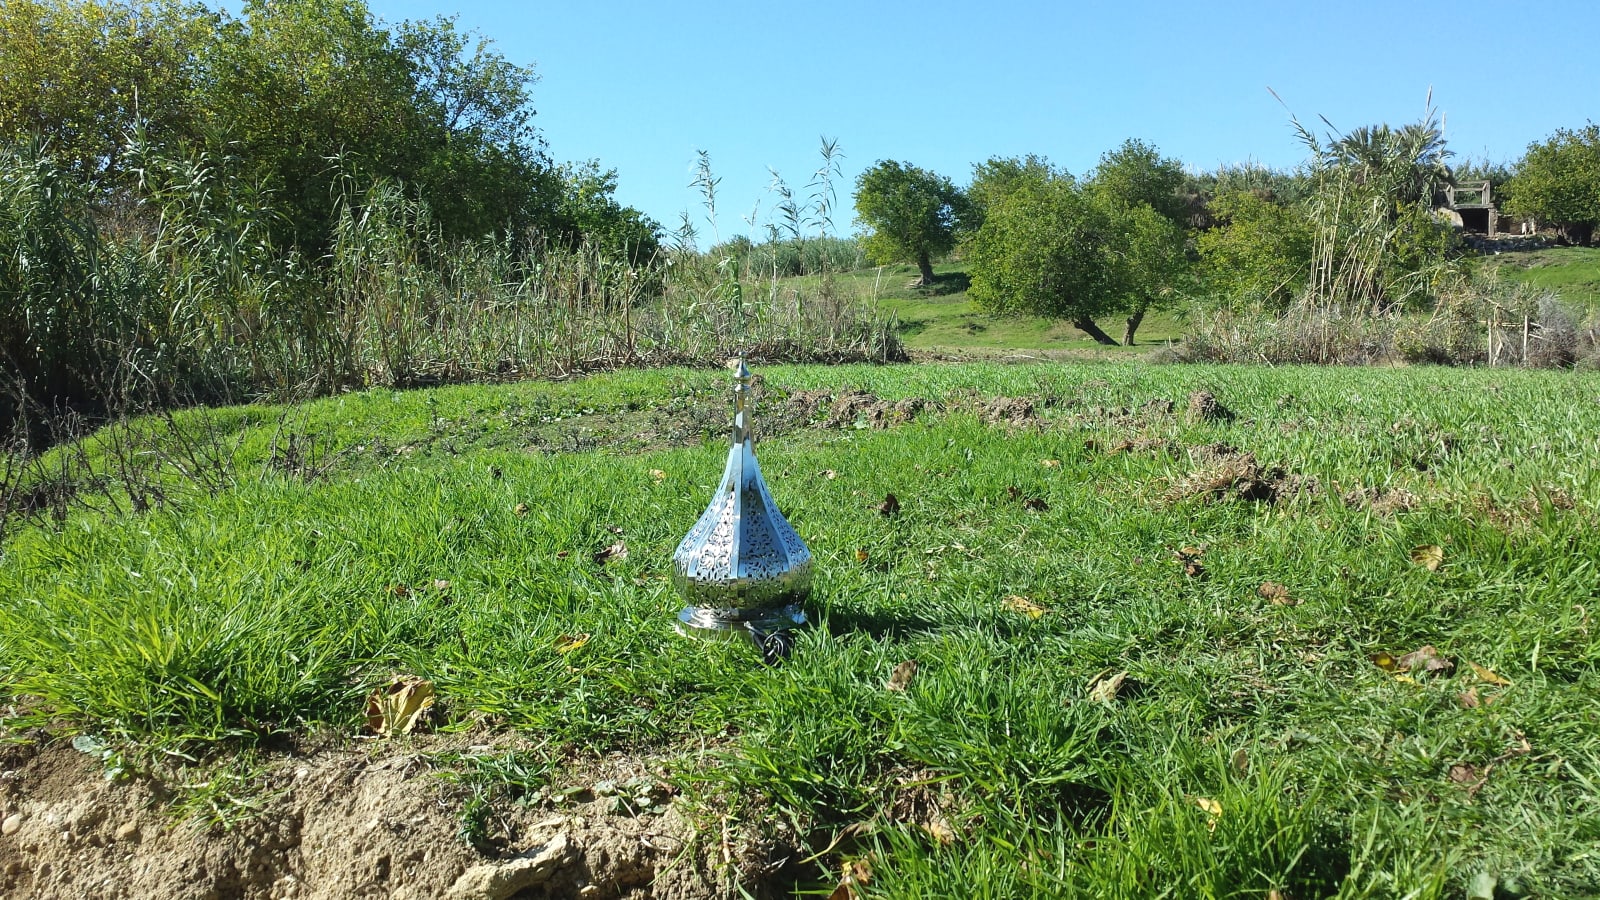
[{"xmin": 363, "ymin": 0, "xmax": 1597, "ymax": 243}]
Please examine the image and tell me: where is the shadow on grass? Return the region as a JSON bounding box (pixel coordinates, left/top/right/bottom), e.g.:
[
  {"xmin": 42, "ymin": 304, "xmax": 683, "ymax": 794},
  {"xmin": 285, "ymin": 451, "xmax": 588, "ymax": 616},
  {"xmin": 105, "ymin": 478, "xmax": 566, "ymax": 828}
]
[{"xmin": 914, "ymin": 271, "xmax": 971, "ymax": 297}]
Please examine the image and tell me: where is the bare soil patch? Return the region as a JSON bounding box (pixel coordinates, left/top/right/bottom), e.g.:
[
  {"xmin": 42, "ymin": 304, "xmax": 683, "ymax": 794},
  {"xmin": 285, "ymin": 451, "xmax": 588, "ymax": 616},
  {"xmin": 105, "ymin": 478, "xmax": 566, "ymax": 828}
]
[{"xmin": 0, "ymin": 737, "xmax": 784, "ymax": 900}]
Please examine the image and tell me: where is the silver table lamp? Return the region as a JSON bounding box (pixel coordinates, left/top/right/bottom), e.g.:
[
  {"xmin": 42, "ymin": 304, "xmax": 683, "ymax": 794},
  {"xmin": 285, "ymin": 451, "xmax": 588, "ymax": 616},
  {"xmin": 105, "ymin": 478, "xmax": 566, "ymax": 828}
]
[{"xmin": 671, "ymin": 360, "xmax": 812, "ymax": 661}]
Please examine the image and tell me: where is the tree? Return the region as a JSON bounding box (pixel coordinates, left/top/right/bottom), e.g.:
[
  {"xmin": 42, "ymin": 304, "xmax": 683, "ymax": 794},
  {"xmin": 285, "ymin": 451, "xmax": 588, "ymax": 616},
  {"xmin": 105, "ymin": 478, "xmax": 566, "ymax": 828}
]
[
  {"xmin": 552, "ymin": 161, "xmax": 661, "ymax": 262},
  {"xmin": 1504, "ymin": 124, "xmax": 1600, "ymax": 245},
  {"xmin": 1196, "ymin": 189, "xmax": 1314, "ymax": 308},
  {"xmin": 967, "ymin": 154, "xmax": 1053, "ymax": 225},
  {"xmin": 966, "ymin": 160, "xmax": 1124, "ymax": 346},
  {"xmin": 0, "ymin": 0, "xmax": 216, "ymax": 182},
  {"xmin": 1086, "ymin": 140, "xmax": 1190, "ymax": 345},
  {"xmin": 853, "ymin": 160, "xmax": 966, "ymax": 286},
  {"xmin": 1327, "ymin": 120, "xmax": 1455, "ymax": 210}
]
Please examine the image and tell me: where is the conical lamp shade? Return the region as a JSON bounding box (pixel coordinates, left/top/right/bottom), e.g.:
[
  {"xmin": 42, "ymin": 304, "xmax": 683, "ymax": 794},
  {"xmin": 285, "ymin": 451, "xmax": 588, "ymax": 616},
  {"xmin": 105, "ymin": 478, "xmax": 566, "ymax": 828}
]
[{"xmin": 671, "ymin": 360, "xmax": 811, "ymax": 643}]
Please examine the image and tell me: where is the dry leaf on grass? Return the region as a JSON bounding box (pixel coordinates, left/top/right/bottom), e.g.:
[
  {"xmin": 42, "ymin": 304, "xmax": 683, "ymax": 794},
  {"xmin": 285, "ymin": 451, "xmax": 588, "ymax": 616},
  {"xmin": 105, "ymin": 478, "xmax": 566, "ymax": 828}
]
[
  {"xmin": 1396, "ymin": 645, "xmax": 1454, "ymax": 673},
  {"xmin": 364, "ymin": 675, "xmax": 435, "ymax": 736},
  {"xmin": 885, "ymin": 660, "xmax": 918, "ymax": 692},
  {"xmin": 1003, "ymin": 595, "xmax": 1048, "ymax": 619},
  {"xmin": 1176, "ymin": 545, "xmax": 1207, "ymax": 578},
  {"xmin": 921, "ymin": 817, "xmax": 955, "ymax": 845},
  {"xmin": 554, "ymin": 634, "xmax": 590, "ymax": 654},
  {"xmin": 513, "ymin": 503, "xmax": 529, "ymax": 517},
  {"xmin": 1194, "ymin": 796, "xmax": 1222, "ymax": 831},
  {"xmin": 1373, "ymin": 645, "xmax": 1453, "ymax": 678},
  {"xmin": 1468, "ymin": 661, "xmax": 1511, "ymax": 686},
  {"xmin": 1409, "ymin": 544, "xmax": 1444, "ymax": 571},
  {"xmin": 1088, "ymin": 670, "xmax": 1128, "ymax": 703},
  {"xmin": 593, "ymin": 541, "xmax": 628, "ymax": 565},
  {"xmin": 1448, "ymin": 763, "xmax": 1480, "ymax": 785},
  {"xmin": 822, "ymin": 469, "xmax": 838, "ymax": 480},
  {"xmin": 1231, "ymin": 747, "xmax": 1250, "ymax": 774},
  {"xmin": 1258, "ymin": 582, "xmax": 1297, "ymax": 606},
  {"xmin": 1040, "ymin": 459, "xmax": 1061, "ymax": 468},
  {"xmin": 828, "ymin": 857, "xmax": 874, "ymax": 900},
  {"xmin": 649, "ymin": 469, "xmax": 666, "ymax": 483},
  {"xmin": 855, "ymin": 548, "xmax": 870, "ymax": 563}
]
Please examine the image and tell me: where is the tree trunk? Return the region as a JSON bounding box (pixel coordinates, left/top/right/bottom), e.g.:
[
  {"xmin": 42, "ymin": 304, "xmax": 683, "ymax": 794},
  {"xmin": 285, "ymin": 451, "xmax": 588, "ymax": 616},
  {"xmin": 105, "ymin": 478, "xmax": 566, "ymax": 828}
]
[
  {"xmin": 1122, "ymin": 304, "xmax": 1147, "ymax": 347},
  {"xmin": 1073, "ymin": 318, "xmax": 1120, "ymax": 346},
  {"xmin": 916, "ymin": 252, "xmax": 936, "ymax": 287}
]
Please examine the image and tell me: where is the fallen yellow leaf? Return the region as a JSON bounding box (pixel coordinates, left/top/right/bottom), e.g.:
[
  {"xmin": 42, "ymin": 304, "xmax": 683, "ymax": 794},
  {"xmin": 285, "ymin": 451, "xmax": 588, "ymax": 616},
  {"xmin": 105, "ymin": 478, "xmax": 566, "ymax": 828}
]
[
  {"xmin": 554, "ymin": 633, "xmax": 590, "ymax": 654},
  {"xmin": 649, "ymin": 469, "xmax": 666, "ymax": 483},
  {"xmin": 1088, "ymin": 670, "xmax": 1128, "ymax": 703},
  {"xmin": 1410, "ymin": 544, "xmax": 1444, "ymax": 571},
  {"xmin": 1468, "ymin": 661, "xmax": 1511, "ymax": 686},
  {"xmin": 1195, "ymin": 796, "xmax": 1222, "ymax": 831},
  {"xmin": 1003, "ymin": 595, "xmax": 1047, "ymax": 619},
  {"xmin": 364, "ymin": 675, "xmax": 435, "ymax": 736},
  {"xmin": 1040, "ymin": 459, "xmax": 1061, "ymax": 468}
]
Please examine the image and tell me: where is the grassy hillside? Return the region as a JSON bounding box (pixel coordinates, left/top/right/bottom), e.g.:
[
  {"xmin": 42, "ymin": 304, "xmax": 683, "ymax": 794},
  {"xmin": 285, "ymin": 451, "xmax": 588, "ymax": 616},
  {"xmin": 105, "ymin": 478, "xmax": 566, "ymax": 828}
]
[
  {"xmin": 783, "ymin": 262, "xmax": 1184, "ymax": 352},
  {"xmin": 3, "ymin": 361, "xmax": 1598, "ymax": 897},
  {"xmin": 1484, "ymin": 246, "xmax": 1600, "ymax": 309}
]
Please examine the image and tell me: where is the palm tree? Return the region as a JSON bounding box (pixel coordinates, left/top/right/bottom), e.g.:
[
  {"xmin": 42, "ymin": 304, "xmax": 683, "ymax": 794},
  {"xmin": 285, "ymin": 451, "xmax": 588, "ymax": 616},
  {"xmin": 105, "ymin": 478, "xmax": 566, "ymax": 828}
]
[{"xmin": 1326, "ymin": 115, "xmax": 1455, "ymax": 211}]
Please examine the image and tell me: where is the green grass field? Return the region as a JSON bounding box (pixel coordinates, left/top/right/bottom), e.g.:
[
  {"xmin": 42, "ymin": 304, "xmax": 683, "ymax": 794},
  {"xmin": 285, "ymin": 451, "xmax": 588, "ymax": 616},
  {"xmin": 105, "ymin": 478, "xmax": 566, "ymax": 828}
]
[
  {"xmin": 784, "ymin": 262, "xmax": 1184, "ymax": 352},
  {"xmin": 3, "ymin": 361, "xmax": 1598, "ymax": 897},
  {"xmin": 1485, "ymin": 246, "xmax": 1600, "ymax": 309}
]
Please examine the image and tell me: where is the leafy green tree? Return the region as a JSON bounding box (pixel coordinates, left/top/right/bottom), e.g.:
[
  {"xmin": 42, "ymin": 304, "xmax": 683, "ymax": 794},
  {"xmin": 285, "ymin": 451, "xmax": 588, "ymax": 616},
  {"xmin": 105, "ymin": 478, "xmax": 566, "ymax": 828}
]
[
  {"xmin": 0, "ymin": 0, "xmax": 215, "ymax": 182},
  {"xmin": 198, "ymin": 0, "xmax": 451, "ymax": 249},
  {"xmin": 552, "ymin": 161, "xmax": 661, "ymax": 262},
  {"xmin": 854, "ymin": 160, "xmax": 967, "ymax": 286},
  {"xmin": 1086, "ymin": 140, "xmax": 1190, "ymax": 345},
  {"xmin": 967, "ymin": 154, "xmax": 1053, "ymax": 224},
  {"xmin": 1504, "ymin": 124, "xmax": 1600, "ymax": 245},
  {"xmin": 1196, "ymin": 189, "xmax": 1314, "ymax": 308},
  {"xmin": 966, "ymin": 160, "xmax": 1124, "ymax": 345}
]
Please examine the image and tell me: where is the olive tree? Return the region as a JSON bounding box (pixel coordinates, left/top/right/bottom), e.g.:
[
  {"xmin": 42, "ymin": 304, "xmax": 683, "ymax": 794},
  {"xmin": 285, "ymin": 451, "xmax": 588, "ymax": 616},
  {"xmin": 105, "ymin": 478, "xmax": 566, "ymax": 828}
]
[
  {"xmin": 1504, "ymin": 124, "xmax": 1600, "ymax": 245},
  {"xmin": 1085, "ymin": 140, "xmax": 1190, "ymax": 345},
  {"xmin": 966, "ymin": 160, "xmax": 1125, "ymax": 345},
  {"xmin": 853, "ymin": 160, "xmax": 967, "ymax": 286}
]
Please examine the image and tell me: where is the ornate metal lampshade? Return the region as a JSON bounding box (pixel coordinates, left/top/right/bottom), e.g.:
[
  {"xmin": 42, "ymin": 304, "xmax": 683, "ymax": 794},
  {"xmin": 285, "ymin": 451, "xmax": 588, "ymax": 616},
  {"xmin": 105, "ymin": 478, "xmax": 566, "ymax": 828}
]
[{"xmin": 671, "ymin": 360, "xmax": 812, "ymax": 660}]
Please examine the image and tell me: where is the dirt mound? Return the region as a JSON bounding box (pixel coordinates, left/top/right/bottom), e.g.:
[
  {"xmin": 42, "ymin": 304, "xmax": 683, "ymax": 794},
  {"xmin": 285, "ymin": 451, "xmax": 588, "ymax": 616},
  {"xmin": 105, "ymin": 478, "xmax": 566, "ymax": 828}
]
[
  {"xmin": 1341, "ymin": 484, "xmax": 1421, "ymax": 516},
  {"xmin": 818, "ymin": 392, "xmax": 926, "ymax": 429},
  {"xmin": 1185, "ymin": 391, "xmax": 1235, "ymax": 424},
  {"xmin": 980, "ymin": 397, "xmax": 1035, "ymax": 427},
  {"xmin": 0, "ymin": 738, "xmax": 756, "ymax": 900},
  {"xmin": 1168, "ymin": 443, "xmax": 1314, "ymax": 504}
]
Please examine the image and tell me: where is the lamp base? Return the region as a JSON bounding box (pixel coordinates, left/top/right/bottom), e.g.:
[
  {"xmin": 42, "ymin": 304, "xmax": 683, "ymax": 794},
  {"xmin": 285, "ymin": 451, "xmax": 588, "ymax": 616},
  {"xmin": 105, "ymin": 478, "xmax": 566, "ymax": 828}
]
[{"xmin": 676, "ymin": 604, "xmax": 807, "ymax": 664}]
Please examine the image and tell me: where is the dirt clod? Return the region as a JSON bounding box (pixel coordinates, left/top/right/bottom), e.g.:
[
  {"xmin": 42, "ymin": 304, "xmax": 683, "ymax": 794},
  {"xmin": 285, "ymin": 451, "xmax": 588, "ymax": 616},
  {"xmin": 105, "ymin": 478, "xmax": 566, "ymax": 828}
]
[
  {"xmin": 822, "ymin": 392, "xmax": 927, "ymax": 429},
  {"xmin": 1168, "ymin": 444, "xmax": 1313, "ymax": 504},
  {"xmin": 446, "ymin": 834, "xmax": 575, "ymax": 899},
  {"xmin": 1186, "ymin": 390, "xmax": 1235, "ymax": 424},
  {"xmin": 981, "ymin": 397, "xmax": 1035, "ymax": 427}
]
